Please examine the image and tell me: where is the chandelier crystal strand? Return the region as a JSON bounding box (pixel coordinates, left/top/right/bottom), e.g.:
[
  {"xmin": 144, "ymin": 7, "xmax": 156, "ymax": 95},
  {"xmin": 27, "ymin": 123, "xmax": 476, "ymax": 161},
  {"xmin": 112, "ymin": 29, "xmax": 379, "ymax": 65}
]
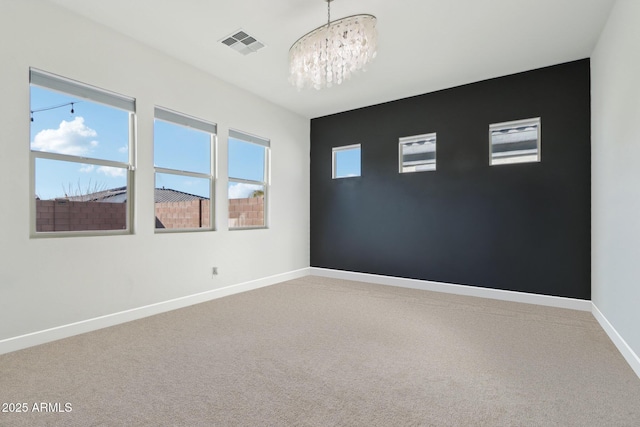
[{"xmin": 289, "ymin": 3, "xmax": 377, "ymax": 91}]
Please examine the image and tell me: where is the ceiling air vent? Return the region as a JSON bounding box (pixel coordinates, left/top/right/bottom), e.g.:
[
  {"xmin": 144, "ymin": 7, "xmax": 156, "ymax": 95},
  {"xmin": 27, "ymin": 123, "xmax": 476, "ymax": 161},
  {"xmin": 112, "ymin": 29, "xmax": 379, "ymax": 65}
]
[{"xmin": 220, "ymin": 30, "xmax": 265, "ymax": 56}]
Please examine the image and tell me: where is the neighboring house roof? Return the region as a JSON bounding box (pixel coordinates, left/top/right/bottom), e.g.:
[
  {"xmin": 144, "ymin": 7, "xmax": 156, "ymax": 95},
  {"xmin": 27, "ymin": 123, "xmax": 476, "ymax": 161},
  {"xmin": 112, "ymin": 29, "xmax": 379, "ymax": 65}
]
[
  {"xmin": 65, "ymin": 187, "xmax": 208, "ymax": 203},
  {"xmin": 153, "ymin": 188, "xmax": 208, "ymax": 203},
  {"xmin": 66, "ymin": 186, "xmax": 127, "ymax": 202}
]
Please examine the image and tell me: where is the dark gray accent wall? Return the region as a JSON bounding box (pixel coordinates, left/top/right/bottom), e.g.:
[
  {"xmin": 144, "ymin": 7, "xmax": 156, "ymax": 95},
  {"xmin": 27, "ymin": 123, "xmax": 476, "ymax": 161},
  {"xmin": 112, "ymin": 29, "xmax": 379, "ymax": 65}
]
[{"xmin": 310, "ymin": 59, "xmax": 591, "ymax": 299}]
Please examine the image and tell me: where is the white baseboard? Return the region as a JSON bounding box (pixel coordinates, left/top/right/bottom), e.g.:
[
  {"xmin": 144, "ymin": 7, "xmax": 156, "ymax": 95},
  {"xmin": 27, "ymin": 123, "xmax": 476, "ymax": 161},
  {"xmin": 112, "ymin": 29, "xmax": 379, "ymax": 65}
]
[
  {"xmin": 309, "ymin": 268, "xmax": 593, "ymax": 311},
  {"xmin": 0, "ymin": 267, "xmax": 311, "ymax": 356},
  {"xmin": 592, "ymin": 304, "xmax": 640, "ymax": 379}
]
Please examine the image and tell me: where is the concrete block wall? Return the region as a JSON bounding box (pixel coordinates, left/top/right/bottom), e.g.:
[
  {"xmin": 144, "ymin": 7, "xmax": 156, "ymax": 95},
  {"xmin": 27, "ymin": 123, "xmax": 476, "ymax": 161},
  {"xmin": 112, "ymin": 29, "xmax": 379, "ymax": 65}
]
[
  {"xmin": 229, "ymin": 196, "xmax": 265, "ymax": 228},
  {"xmin": 155, "ymin": 200, "xmax": 210, "ymax": 229},
  {"xmin": 36, "ymin": 199, "xmax": 127, "ymax": 232},
  {"xmin": 35, "ymin": 197, "xmax": 264, "ymax": 232}
]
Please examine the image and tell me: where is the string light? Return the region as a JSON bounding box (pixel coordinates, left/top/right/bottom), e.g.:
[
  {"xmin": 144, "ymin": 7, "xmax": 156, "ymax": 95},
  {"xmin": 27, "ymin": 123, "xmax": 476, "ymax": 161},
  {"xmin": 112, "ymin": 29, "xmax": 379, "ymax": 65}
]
[{"xmin": 30, "ymin": 101, "xmax": 80, "ymax": 122}]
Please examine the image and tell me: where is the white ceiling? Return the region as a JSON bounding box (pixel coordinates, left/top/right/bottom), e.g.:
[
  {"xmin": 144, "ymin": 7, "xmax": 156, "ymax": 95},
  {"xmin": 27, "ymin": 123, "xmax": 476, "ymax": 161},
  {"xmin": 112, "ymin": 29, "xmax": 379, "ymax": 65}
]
[{"xmin": 46, "ymin": 0, "xmax": 615, "ymax": 119}]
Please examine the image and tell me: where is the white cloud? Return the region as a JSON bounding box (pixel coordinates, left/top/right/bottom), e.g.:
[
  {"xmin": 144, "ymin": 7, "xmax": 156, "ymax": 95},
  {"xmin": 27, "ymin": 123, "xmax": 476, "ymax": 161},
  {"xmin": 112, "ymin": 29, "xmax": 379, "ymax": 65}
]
[
  {"xmin": 228, "ymin": 182, "xmax": 261, "ymax": 199},
  {"xmin": 118, "ymin": 146, "xmax": 128, "ymax": 153},
  {"xmin": 31, "ymin": 117, "xmax": 98, "ymax": 156},
  {"xmin": 79, "ymin": 164, "xmax": 95, "ymax": 173},
  {"xmin": 97, "ymin": 166, "xmax": 126, "ymax": 178}
]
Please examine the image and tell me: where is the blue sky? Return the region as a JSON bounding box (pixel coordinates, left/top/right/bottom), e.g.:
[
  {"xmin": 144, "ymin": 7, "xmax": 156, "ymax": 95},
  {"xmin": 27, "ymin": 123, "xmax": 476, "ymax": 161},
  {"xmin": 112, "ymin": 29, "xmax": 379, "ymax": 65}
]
[
  {"xmin": 31, "ymin": 86, "xmax": 265, "ymax": 200},
  {"xmin": 334, "ymin": 146, "xmax": 361, "ymax": 178}
]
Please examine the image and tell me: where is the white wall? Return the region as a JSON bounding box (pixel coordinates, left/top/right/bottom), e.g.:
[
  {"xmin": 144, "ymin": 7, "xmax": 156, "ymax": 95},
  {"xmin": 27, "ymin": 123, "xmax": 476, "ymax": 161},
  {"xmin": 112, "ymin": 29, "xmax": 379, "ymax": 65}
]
[
  {"xmin": 0, "ymin": 1, "xmax": 309, "ymax": 345},
  {"xmin": 592, "ymin": 0, "xmax": 640, "ymax": 363}
]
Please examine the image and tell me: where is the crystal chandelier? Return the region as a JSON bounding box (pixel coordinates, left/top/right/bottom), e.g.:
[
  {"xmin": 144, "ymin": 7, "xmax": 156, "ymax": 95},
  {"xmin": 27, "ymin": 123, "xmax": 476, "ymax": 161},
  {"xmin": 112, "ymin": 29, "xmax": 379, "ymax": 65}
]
[{"xmin": 289, "ymin": 0, "xmax": 377, "ymax": 90}]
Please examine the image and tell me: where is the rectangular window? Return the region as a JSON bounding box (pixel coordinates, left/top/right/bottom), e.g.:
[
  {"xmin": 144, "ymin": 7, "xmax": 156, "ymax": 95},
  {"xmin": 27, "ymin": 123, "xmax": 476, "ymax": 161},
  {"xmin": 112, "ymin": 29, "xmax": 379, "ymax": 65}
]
[
  {"xmin": 490, "ymin": 117, "xmax": 541, "ymax": 165},
  {"xmin": 332, "ymin": 144, "xmax": 361, "ymax": 179},
  {"xmin": 154, "ymin": 107, "xmax": 216, "ymax": 231},
  {"xmin": 30, "ymin": 69, "xmax": 135, "ymax": 236},
  {"xmin": 399, "ymin": 133, "xmax": 436, "ymax": 173},
  {"xmin": 228, "ymin": 129, "xmax": 269, "ymax": 229}
]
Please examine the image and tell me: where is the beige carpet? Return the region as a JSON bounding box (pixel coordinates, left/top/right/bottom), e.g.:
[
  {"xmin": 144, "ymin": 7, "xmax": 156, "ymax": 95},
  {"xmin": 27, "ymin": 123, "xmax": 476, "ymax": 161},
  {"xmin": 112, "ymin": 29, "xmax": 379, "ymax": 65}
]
[{"xmin": 1, "ymin": 276, "xmax": 639, "ymax": 426}]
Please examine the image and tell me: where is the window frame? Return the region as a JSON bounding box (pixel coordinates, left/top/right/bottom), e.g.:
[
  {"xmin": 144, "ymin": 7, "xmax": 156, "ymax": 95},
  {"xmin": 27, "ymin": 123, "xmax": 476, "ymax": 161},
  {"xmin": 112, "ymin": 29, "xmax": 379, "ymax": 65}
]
[
  {"xmin": 489, "ymin": 117, "xmax": 541, "ymax": 166},
  {"xmin": 227, "ymin": 129, "xmax": 270, "ymax": 230},
  {"xmin": 398, "ymin": 132, "xmax": 437, "ymax": 173},
  {"xmin": 153, "ymin": 107, "xmax": 217, "ymax": 233},
  {"xmin": 332, "ymin": 144, "xmax": 361, "ymax": 179},
  {"xmin": 29, "ymin": 68, "xmax": 136, "ymax": 238}
]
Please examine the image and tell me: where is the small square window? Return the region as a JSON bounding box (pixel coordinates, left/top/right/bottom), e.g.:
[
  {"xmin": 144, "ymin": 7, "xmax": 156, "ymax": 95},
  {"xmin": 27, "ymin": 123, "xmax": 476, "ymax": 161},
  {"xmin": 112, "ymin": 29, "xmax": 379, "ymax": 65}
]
[
  {"xmin": 332, "ymin": 144, "xmax": 361, "ymax": 179},
  {"xmin": 490, "ymin": 118, "xmax": 540, "ymax": 165},
  {"xmin": 399, "ymin": 133, "xmax": 436, "ymax": 173}
]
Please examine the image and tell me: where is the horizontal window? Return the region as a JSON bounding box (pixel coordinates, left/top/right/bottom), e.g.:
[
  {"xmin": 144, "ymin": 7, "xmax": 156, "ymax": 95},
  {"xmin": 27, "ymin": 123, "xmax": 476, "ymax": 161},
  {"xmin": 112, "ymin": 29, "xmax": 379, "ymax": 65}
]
[{"xmin": 490, "ymin": 118, "xmax": 540, "ymax": 165}]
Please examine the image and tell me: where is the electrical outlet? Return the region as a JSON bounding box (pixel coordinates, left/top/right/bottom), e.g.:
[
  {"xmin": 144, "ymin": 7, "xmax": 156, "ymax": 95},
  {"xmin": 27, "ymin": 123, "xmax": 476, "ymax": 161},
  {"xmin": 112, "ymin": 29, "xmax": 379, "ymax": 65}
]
[{"xmin": 212, "ymin": 267, "xmax": 218, "ymax": 277}]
